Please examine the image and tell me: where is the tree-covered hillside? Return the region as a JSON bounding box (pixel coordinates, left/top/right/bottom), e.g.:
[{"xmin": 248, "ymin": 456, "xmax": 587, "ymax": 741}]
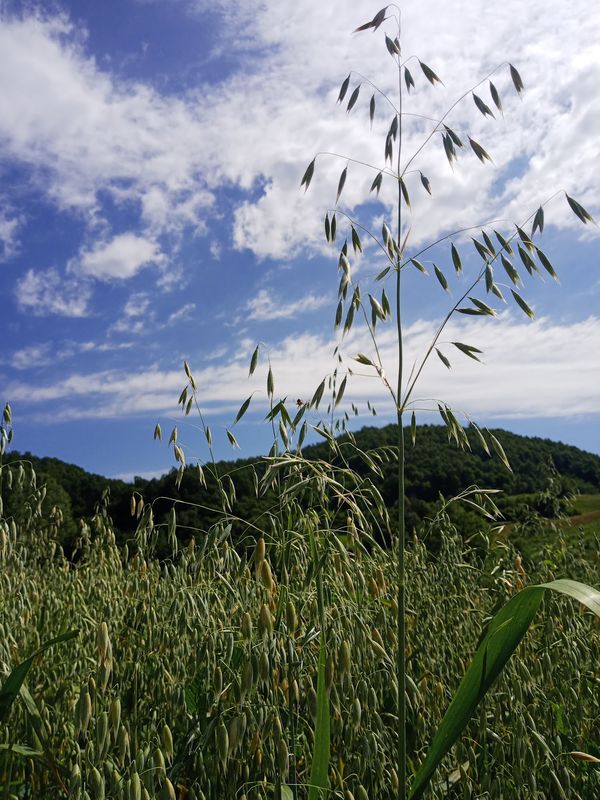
[{"xmin": 2, "ymin": 425, "xmax": 599, "ymax": 552}]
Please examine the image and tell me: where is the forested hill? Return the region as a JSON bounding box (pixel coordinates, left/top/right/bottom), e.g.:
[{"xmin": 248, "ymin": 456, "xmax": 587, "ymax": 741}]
[{"xmin": 2, "ymin": 425, "xmax": 599, "ymax": 547}]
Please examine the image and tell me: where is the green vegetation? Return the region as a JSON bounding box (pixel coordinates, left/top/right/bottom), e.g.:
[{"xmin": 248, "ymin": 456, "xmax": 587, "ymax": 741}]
[
  {"xmin": 1, "ymin": 460, "xmax": 600, "ymax": 799},
  {"xmin": 2, "ymin": 5, "xmax": 599, "ymax": 800},
  {"xmin": 2, "ymin": 425, "xmax": 599, "ymax": 556}
]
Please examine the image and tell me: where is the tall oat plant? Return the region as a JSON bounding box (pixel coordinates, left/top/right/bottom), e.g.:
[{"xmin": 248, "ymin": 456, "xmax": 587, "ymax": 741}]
[{"xmin": 298, "ymin": 5, "xmax": 600, "ymax": 799}]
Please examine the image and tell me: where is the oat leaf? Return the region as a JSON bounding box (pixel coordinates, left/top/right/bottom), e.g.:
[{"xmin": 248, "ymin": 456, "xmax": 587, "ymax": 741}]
[
  {"xmin": 469, "ymin": 137, "xmax": 492, "ymax": 163},
  {"xmin": 301, "ymin": 158, "xmax": 316, "ymax": 191},
  {"xmin": 337, "ymin": 74, "xmax": 351, "ymax": 103},
  {"xmin": 509, "ymin": 63, "xmax": 525, "ymax": 94},
  {"xmin": 566, "ymin": 194, "xmax": 594, "ymax": 224},
  {"xmin": 336, "ymin": 167, "xmax": 348, "ymax": 204}
]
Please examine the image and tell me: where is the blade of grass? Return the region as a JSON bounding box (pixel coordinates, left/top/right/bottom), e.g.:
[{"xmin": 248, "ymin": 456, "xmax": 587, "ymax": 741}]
[
  {"xmin": 307, "ymin": 634, "xmax": 330, "ymax": 800},
  {"xmin": 409, "ymin": 580, "xmax": 600, "ymax": 800},
  {"xmin": 0, "ymin": 631, "xmax": 78, "ymax": 723}
]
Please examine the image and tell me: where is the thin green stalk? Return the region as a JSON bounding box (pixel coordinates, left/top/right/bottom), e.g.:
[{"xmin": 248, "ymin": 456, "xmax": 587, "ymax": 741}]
[{"xmin": 395, "ymin": 12, "xmax": 407, "ymax": 800}]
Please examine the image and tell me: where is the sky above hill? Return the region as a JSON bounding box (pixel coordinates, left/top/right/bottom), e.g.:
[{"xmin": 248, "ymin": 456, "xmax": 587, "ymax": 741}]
[{"xmin": 1, "ymin": 0, "xmax": 599, "ymax": 480}]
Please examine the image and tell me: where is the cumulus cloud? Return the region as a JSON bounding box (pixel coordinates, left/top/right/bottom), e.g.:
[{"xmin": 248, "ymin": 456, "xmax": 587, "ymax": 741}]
[
  {"xmin": 1, "ymin": 0, "xmax": 598, "ymax": 271},
  {"xmin": 74, "ymin": 233, "xmax": 163, "ymax": 280}
]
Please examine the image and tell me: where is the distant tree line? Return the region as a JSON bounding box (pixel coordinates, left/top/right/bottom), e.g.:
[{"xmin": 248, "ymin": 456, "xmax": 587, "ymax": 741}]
[{"xmin": 2, "ymin": 425, "xmax": 599, "ymax": 554}]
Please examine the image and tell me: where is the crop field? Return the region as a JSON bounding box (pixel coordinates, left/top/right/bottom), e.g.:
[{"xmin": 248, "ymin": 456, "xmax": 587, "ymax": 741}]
[{"xmin": 1, "ymin": 467, "xmax": 600, "ymax": 800}]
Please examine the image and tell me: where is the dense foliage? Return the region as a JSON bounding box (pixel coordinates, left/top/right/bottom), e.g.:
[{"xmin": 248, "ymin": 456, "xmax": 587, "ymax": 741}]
[
  {"xmin": 1, "ymin": 457, "xmax": 600, "ymax": 799},
  {"xmin": 2, "ymin": 426, "xmax": 599, "ymax": 554}
]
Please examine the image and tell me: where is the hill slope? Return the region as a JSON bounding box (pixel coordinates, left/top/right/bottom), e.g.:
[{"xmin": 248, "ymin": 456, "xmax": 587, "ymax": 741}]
[{"xmin": 2, "ymin": 425, "xmax": 599, "ymax": 547}]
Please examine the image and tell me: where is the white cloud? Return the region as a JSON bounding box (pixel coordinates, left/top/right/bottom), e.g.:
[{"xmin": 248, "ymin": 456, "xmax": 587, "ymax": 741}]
[
  {"xmin": 167, "ymin": 302, "xmax": 196, "ymax": 325},
  {"xmin": 74, "ymin": 233, "xmax": 163, "ymax": 280},
  {"xmin": 15, "ymin": 268, "xmax": 91, "ymax": 317},
  {"xmin": 246, "ymin": 288, "xmax": 329, "ymax": 321},
  {"xmin": 0, "ymin": 209, "xmax": 21, "ymax": 260},
  {"xmin": 6, "ymin": 315, "xmax": 600, "ymax": 423},
  {"xmin": 11, "ymin": 343, "xmax": 52, "ymax": 370},
  {"xmin": 1, "ymin": 1, "xmax": 598, "ymax": 271}
]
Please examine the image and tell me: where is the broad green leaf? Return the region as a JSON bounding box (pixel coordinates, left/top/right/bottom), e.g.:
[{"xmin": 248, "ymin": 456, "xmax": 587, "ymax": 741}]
[
  {"xmin": 308, "ymin": 635, "xmax": 330, "ymax": 800},
  {"xmin": 0, "ymin": 742, "xmax": 44, "ymax": 758},
  {"xmin": 409, "ymin": 579, "xmax": 600, "ymax": 800},
  {"xmin": 0, "ymin": 631, "xmax": 78, "ymax": 724}
]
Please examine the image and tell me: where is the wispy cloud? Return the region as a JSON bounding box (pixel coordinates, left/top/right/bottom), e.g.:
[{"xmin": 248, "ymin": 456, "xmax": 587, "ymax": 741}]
[
  {"xmin": 7, "ymin": 315, "xmax": 600, "ymax": 423},
  {"xmin": 245, "ymin": 289, "xmax": 329, "ymax": 321},
  {"xmin": 15, "ymin": 268, "xmax": 91, "ymax": 317},
  {"xmin": 0, "ymin": 208, "xmax": 21, "ymax": 261}
]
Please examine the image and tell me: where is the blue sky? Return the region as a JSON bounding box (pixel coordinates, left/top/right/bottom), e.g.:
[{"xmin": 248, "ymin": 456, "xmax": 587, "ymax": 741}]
[{"xmin": 0, "ymin": 0, "xmax": 599, "ymax": 480}]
